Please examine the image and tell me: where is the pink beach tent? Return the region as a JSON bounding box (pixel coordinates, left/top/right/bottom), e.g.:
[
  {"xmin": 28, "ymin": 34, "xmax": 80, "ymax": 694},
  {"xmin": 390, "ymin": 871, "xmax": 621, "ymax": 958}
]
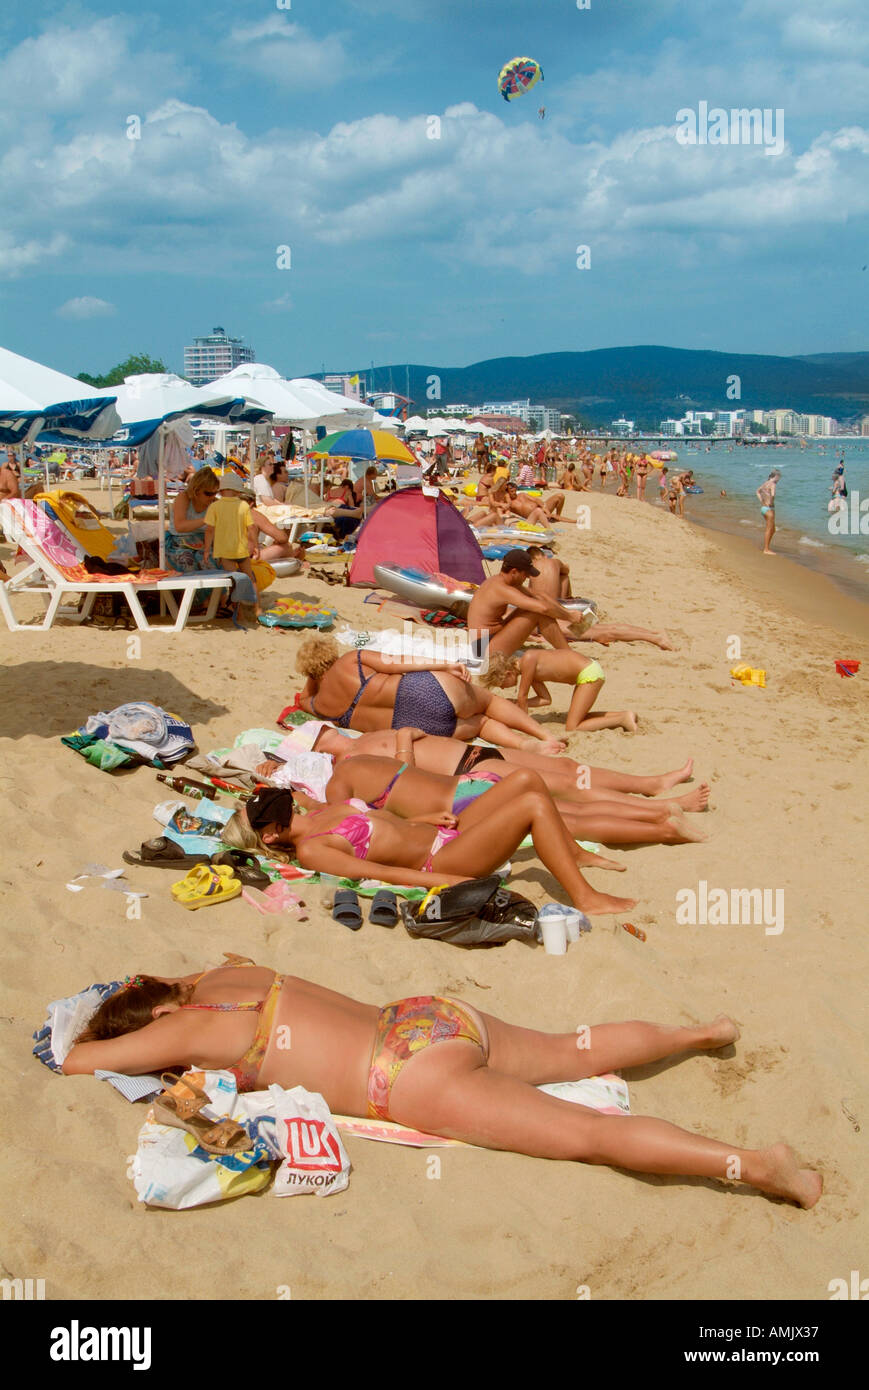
[{"xmin": 348, "ymin": 486, "xmax": 484, "ymax": 587}]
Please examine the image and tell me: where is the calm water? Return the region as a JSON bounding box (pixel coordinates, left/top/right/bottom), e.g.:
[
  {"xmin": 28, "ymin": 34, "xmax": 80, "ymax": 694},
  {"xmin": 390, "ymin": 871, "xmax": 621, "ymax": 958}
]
[{"xmin": 646, "ymin": 440, "xmax": 869, "ymax": 602}]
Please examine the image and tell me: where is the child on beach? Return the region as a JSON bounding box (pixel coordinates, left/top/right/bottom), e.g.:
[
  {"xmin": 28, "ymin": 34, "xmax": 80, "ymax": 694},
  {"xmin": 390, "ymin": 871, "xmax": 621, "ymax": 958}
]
[
  {"xmin": 202, "ymin": 472, "xmax": 259, "ymax": 619},
  {"xmin": 480, "ymin": 649, "xmax": 637, "ymax": 734}
]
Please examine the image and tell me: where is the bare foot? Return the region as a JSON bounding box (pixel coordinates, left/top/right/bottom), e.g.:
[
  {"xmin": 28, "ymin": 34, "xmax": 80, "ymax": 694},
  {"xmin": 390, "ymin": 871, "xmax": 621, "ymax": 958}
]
[
  {"xmin": 621, "ymin": 712, "xmax": 638, "ymax": 733},
  {"xmin": 702, "ymin": 1013, "xmax": 740, "ymax": 1047},
  {"xmin": 753, "ymin": 1143, "xmax": 823, "ymax": 1208},
  {"xmin": 653, "ymin": 631, "xmax": 675, "ymax": 651},
  {"xmin": 653, "ymin": 758, "xmax": 694, "ymax": 793},
  {"xmin": 666, "ymin": 808, "xmax": 708, "ymax": 843},
  {"xmin": 533, "ymin": 738, "xmax": 567, "ymax": 755},
  {"xmin": 673, "ymin": 782, "xmax": 710, "ymax": 813},
  {"xmin": 574, "ymin": 847, "xmax": 626, "ymax": 872},
  {"xmin": 575, "ymin": 888, "xmax": 637, "ymax": 915}
]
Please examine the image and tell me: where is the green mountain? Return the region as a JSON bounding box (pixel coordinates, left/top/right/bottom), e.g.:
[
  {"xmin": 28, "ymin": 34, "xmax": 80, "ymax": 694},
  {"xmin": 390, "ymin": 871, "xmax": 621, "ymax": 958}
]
[{"xmin": 318, "ymin": 346, "xmax": 869, "ymax": 428}]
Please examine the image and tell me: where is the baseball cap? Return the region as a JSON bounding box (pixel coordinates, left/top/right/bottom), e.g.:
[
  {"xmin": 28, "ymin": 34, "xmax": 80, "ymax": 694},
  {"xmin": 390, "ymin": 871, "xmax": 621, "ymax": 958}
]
[{"xmin": 501, "ymin": 548, "xmax": 539, "ymax": 576}]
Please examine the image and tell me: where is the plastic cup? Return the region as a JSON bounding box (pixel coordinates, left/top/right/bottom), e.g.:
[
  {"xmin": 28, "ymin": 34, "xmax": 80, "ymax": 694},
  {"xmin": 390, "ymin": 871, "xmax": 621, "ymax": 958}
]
[{"xmin": 538, "ymin": 911, "xmax": 569, "ymax": 955}]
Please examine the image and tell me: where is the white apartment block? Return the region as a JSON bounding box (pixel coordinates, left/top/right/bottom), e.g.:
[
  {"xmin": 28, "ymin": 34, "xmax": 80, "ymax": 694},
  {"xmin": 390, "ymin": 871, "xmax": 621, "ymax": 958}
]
[{"xmin": 184, "ymin": 327, "xmax": 254, "ymax": 386}]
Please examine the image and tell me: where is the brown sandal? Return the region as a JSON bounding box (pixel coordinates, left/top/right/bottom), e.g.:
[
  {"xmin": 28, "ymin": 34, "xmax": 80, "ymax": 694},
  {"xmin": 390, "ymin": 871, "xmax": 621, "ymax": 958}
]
[{"xmin": 153, "ymin": 1073, "xmax": 252, "ymax": 1156}]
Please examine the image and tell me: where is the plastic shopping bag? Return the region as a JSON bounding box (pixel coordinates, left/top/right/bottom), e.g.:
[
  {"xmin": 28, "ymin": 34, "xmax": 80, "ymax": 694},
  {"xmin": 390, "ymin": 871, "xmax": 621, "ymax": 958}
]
[{"xmin": 270, "ymin": 1086, "xmax": 351, "ymax": 1199}]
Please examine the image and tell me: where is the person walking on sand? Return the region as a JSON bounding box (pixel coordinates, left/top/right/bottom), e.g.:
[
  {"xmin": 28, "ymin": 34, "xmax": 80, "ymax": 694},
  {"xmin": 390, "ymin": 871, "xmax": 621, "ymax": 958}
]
[{"xmin": 757, "ymin": 470, "xmax": 781, "ymax": 555}]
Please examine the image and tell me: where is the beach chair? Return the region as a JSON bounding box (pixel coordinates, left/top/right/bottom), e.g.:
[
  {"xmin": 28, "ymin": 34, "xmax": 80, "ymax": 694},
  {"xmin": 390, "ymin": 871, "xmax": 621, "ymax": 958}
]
[{"xmin": 0, "ymin": 498, "xmax": 232, "ymax": 634}]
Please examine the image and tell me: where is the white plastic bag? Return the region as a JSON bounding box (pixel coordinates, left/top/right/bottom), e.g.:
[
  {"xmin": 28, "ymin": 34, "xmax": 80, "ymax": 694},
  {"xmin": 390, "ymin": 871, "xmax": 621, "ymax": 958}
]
[
  {"xmin": 130, "ymin": 1071, "xmax": 350, "ymax": 1207},
  {"xmin": 270, "ymin": 1086, "xmax": 351, "ymax": 1198}
]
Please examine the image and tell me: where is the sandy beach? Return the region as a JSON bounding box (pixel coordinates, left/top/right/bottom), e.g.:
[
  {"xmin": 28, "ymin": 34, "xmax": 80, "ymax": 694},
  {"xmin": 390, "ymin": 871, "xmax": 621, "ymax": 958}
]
[{"xmin": 2, "ymin": 483, "xmax": 867, "ymax": 1302}]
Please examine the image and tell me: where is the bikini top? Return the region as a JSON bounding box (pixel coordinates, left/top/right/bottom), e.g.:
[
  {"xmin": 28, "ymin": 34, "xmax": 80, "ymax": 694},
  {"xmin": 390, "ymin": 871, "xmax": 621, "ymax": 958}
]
[
  {"xmin": 297, "ymin": 799, "xmax": 374, "ymax": 861},
  {"xmin": 310, "ymin": 650, "xmax": 374, "ymax": 730},
  {"xmin": 178, "ymin": 954, "xmax": 285, "ymax": 1092},
  {"xmin": 179, "ymin": 954, "xmax": 269, "ymax": 1013},
  {"xmin": 366, "ymin": 763, "xmax": 408, "ymax": 811}
]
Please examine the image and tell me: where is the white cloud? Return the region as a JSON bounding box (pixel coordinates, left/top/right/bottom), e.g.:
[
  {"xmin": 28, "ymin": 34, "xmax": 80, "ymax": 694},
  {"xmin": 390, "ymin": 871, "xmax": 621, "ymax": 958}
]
[
  {"xmin": 0, "ymin": 232, "xmax": 68, "ymax": 276},
  {"xmin": 264, "ymin": 293, "xmax": 294, "ymax": 313},
  {"xmin": 223, "ymin": 16, "xmax": 359, "ymax": 88},
  {"xmin": 56, "ymin": 296, "xmax": 116, "ymax": 320}
]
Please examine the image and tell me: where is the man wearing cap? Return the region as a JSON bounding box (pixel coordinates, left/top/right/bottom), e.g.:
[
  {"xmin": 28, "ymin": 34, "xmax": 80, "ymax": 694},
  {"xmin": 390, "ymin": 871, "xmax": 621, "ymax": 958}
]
[{"xmin": 466, "ymin": 549, "xmax": 574, "ymax": 658}]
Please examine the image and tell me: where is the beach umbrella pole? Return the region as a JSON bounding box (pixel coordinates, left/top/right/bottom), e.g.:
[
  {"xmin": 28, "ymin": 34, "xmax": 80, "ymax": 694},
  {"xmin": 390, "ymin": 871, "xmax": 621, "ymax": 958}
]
[{"xmin": 157, "ymin": 425, "xmax": 167, "ymax": 572}]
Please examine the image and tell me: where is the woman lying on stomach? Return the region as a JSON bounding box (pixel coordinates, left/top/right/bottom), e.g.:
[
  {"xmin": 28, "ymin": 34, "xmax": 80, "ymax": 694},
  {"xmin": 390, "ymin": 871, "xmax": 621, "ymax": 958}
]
[
  {"xmin": 225, "ymin": 781, "xmax": 635, "ymax": 916},
  {"xmin": 61, "ymin": 955, "xmax": 821, "ymax": 1208}
]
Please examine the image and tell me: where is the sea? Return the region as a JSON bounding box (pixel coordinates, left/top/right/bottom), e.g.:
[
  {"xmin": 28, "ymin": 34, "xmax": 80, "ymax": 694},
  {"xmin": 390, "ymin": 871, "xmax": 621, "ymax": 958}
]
[{"xmin": 645, "ymin": 439, "xmax": 869, "ymax": 602}]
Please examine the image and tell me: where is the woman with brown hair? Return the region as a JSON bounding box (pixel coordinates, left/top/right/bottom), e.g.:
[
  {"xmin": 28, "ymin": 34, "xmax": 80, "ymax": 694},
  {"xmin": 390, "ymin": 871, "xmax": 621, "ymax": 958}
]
[{"xmin": 60, "ymin": 954, "xmax": 821, "ymax": 1207}]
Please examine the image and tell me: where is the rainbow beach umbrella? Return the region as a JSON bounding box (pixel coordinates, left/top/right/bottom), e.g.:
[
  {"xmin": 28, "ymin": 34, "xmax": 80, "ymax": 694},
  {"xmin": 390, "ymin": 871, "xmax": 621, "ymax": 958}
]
[{"xmin": 312, "ymin": 428, "xmax": 416, "ymax": 466}]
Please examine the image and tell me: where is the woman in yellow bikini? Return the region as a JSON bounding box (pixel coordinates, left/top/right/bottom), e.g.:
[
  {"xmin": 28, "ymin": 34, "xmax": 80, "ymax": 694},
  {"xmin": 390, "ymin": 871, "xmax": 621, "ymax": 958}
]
[{"xmin": 62, "ymin": 954, "xmax": 821, "ymax": 1207}]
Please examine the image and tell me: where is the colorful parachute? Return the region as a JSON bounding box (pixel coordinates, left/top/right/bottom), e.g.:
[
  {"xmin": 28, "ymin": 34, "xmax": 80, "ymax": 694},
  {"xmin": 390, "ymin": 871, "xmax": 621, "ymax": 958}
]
[{"xmin": 498, "ymin": 56, "xmax": 543, "ymax": 103}]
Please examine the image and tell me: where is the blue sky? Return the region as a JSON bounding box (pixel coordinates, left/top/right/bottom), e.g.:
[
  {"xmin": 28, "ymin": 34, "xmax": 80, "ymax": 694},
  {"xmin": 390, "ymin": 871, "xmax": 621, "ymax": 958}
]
[{"xmin": 1, "ymin": 0, "xmax": 867, "ymax": 381}]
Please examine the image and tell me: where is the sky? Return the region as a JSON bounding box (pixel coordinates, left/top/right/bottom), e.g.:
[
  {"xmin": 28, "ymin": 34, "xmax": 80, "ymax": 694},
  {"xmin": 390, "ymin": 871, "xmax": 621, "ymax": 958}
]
[{"xmin": 1, "ymin": 0, "xmax": 867, "ymax": 381}]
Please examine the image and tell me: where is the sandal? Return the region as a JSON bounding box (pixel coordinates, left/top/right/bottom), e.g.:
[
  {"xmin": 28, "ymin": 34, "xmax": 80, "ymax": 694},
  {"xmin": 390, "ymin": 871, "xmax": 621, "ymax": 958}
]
[
  {"xmin": 332, "ymin": 889, "xmax": 362, "ymax": 931},
  {"xmin": 123, "ymin": 837, "xmax": 209, "ymax": 870},
  {"xmin": 153, "ymin": 1073, "xmax": 252, "ymax": 1156},
  {"xmin": 369, "ymin": 889, "xmax": 398, "ymax": 927},
  {"xmin": 171, "ymin": 863, "xmax": 242, "ymax": 910},
  {"xmin": 211, "ymin": 850, "xmax": 270, "ymax": 889}
]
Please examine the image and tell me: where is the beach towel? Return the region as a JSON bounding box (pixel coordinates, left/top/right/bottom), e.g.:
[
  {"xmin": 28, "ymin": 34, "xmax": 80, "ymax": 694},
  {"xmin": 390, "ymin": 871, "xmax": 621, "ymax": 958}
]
[{"xmin": 332, "ymin": 1075, "xmax": 630, "ymax": 1148}]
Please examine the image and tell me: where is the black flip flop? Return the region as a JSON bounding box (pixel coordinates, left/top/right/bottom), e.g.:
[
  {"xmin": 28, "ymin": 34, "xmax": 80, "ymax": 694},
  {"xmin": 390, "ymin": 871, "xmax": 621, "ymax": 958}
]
[
  {"xmin": 211, "ymin": 850, "xmax": 270, "ymax": 889},
  {"xmin": 332, "ymin": 889, "xmax": 362, "ymax": 931},
  {"xmin": 122, "ymin": 837, "xmax": 210, "ymax": 870},
  {"xmin": 369, "ymin": 890, "xmax": 398, "ymax": 927}
]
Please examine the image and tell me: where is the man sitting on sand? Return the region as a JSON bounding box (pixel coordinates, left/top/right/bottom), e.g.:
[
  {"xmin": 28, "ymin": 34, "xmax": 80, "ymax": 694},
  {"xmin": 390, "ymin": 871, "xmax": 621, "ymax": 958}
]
[
  {"xmin": 504, "ymin": 482, "xmax": 564, "ymax": 524},
  {"xmin": 466, "ymin": 549, "xmax": 574, "ymax": 658}
]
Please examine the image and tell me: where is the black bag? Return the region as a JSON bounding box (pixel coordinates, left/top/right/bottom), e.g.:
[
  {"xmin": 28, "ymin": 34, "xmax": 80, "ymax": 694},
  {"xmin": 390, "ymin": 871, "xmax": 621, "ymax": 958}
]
[{"xmin": 400, "ymin": 875, "xmax": 538, "ymax": 948}]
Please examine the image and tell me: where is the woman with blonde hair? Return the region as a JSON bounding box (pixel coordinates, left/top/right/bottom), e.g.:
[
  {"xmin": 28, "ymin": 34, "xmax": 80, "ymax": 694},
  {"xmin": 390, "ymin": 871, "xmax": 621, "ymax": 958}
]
[
  {"xmin": 295, "ymin": 634, "xmax": 564, "ymax": 750},
  {"xmin": 164, "ymin": 466, "xmax": 220, "ymax": 574}
]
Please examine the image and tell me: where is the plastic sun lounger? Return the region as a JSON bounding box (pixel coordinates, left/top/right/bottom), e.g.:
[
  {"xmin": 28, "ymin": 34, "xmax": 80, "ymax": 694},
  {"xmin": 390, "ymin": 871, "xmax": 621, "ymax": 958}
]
[{"xmin": 0, "ymin": 498, "xmax": 232, "ymax": 635}]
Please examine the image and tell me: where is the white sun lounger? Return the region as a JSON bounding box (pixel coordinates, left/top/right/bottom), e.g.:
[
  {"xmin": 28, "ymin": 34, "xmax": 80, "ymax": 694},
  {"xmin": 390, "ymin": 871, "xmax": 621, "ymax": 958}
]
[{"xmin": 0, "ymin": 498, "xmax": 232, "ymax": 634}]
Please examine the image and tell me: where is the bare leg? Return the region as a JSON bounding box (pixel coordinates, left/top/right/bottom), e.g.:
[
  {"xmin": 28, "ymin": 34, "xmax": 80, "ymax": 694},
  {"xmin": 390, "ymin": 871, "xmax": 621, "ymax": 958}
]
[
  {"xmin": 431, "ymin": 769, "xmax": 637, "ymax": 914},
  {"xmin": 388, "ymin": 1055, "xmax": 822, "ymax": 1207},
  {"xmin": 566, "ymin": 679, "xmax": 637, "ymax": 733},
  {"xmin": 482, "ymin": 1014, "xmax": 741, "ymax": 1083},
  {"xmin": 485, "ymin": 752, "xmax": 696, "ymax": 798},
  {"xmin": 580, "ymin": 624, "xmax": 675, "ymax": 651},
  {"xmin": 762, "ymin": 511, "xmax": 776, "ymax": 554}
]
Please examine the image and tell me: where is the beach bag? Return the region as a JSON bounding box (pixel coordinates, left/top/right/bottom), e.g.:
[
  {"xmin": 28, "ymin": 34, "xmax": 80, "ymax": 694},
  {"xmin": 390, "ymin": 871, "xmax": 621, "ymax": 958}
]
[
  {"xmin": 400, "ymin": 876, "xmax": 538, "ymax": 947},
  {"xmin": 131, "ymin": 1118, "xmax": 273, "ymax": 1210}
]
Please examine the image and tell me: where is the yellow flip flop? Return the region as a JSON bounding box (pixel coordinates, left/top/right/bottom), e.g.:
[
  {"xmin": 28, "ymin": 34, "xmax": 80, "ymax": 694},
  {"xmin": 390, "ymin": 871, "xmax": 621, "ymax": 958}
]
[{"xmin": 172, "ymin": 864, "xmax": 242, "ymax": 910}]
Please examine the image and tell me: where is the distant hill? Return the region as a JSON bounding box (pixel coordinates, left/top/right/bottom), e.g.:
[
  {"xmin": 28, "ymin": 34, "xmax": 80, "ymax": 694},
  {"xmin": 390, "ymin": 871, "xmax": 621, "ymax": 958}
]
[{"xmin": 312, "ymin": 346, "xmax": 869, "ymax": 428}]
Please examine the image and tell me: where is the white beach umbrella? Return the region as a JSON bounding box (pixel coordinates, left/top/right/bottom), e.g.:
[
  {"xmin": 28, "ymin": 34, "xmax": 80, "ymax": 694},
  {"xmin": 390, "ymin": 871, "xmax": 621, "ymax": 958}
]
[{"xmin": 0, "ymin": 346, "xmax": 121, "ymax": 451}]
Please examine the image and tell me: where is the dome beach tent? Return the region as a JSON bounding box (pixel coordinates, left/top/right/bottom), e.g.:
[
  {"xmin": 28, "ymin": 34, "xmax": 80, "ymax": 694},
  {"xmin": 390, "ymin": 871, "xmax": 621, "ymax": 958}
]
[{"xmin": 348, "ymin": 485, "xmax": 484, "ymax": 588}]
